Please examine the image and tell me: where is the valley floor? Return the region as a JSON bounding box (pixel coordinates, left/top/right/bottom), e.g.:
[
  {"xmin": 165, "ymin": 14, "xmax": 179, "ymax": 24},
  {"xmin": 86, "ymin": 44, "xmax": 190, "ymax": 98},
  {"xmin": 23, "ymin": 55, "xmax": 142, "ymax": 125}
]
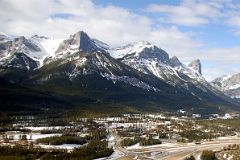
[
  {"xmin": 113, "ymin": 137, "xmax": 240, "ymax": 160},
  {"xmin": 1, "ymin": 113, "xmax": 240, "ymax": 159}
]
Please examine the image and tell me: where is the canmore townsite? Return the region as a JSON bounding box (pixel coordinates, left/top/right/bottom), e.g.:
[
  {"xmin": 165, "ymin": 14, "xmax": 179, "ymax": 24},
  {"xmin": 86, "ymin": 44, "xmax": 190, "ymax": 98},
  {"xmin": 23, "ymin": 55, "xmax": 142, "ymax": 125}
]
[{"xmin": 0, "ymin": 0, "xmax": 240, "ymax": 160}]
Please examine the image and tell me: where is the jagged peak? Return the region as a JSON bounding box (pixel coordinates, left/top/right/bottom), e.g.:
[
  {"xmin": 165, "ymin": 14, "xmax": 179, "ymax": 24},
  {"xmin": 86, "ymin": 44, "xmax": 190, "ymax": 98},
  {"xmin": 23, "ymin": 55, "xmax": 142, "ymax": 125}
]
[
  {"xmin": 74, "ymin": 30, "xmax": 88, "ymax": 36},
  {"xmin": 55, "ymin": 30, "xmax": 108, "ymax": 55},
  {"xmin": 109, "ymin": 40, "xmax": 169, "ymax": 63},
  {"xmin": 31, "ymin": 35, "xmax": 48, "ymax": 40},
  {"xmin": 170, "ymin": 56, "xmax": 182, "ymax": 67},
  {"xmin": 188, "ymin": 59, "xmax": 202, "ymax": 74},
  {"xmin": 191, "ymin": 59, "xmax": 201, "ymax": 63},
  {"xmin": 70, "ymin": 31, "xmax": 90, "ymax": 42}
]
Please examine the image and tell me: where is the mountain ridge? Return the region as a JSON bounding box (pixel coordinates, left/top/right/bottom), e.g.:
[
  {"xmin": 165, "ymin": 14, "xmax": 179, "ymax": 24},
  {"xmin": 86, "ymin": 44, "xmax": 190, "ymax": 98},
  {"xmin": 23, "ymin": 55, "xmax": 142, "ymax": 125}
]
[
  {"xmin": 212, "ymin": 73, "xmax": 240, "ymax": 100},
  {"xmin": 0, "ymin": 31, "xmax": 239, "ymax": 114}
]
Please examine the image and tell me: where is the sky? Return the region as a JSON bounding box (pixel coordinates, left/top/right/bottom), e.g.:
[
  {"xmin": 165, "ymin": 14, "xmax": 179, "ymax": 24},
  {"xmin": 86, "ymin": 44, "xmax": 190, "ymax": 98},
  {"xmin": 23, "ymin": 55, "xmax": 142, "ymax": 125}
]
[{"xmin": 0, "ymin": 0, "xmax": 240, "ymax": 80}]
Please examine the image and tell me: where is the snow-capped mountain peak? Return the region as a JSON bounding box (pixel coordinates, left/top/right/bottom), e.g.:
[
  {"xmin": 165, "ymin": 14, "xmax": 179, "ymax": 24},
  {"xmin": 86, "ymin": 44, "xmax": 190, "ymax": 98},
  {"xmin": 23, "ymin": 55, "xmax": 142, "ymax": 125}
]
[
  {"xmin": 43, "ymin": 31, "xmax": 109, "ymax": 64},
  {"xmin": 170, "ymin": 56, "xmax": 182, "ymax": 67},
  {"xmin": 55, "ymin": 31, "xmax": 107, "ymax": 54},
  {"xmin": 0, "ymin": 33, "xmax": 63, "ymax": 68},
  {"xmin": 0, "ymin": 32, "xmax": 12, "ymax": 42},
  {"xmin": 112, "ymin": 41, "xmax": 205, "ymax": 84},
  {"xmin": 212, "ymin": 73, "xmax": 240, "ymax": 99},
  {"xmin": 108, "ymin": 41, "xmax": 155, "ymax": 59},
  {"xmin": 188, "ymin": 59, "xmax": 202, "ymax": 74},
  {"xmin": 30, "ymin": 35, "xmax": 63, "ymax": 66},
  {"xmin": 108, "ymin": 41, "xmax": 171, "ymax": 66},
  {"xmin": 212, "ymin": 73, "xmax": 240, "ymax": 91}
]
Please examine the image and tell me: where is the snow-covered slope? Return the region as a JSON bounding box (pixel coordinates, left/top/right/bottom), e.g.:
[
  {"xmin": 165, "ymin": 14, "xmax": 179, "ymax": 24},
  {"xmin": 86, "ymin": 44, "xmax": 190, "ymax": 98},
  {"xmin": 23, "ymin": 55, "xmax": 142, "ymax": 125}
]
[
  {"xmin": 0, "ymin": 31, "xmax": 205, "ymax": 84},
  {"xmin": 36, "ymin": 31, "xmax": 161, "ymax": 92},
  {"xmin": 108, "ymin": 41, "xmax": 155, "ymax": 59},
  {"xmin": 0, "ymin": 36, "xmax": 41, "ymax": 70},
  {"xmin": 43, "ymin": 31, "xmax": 108, "ymax": 65},
  {"xmin": 109, "ymin": 41, "xmax": 205, "ymax": 86},
  {"xmin": 188, "ymin": 59, "xmax": 202, "ymax": 74},
  {"xmin": 212, "ymin": 73, "xmax": 240, "ymax": 99},
  {"xmin": 30, "ymin": 35, "xmax": 63, "ymax": 66},
  {"xmin": 0, "ymin": 34, "xmax": 62, "ymax": 69}
]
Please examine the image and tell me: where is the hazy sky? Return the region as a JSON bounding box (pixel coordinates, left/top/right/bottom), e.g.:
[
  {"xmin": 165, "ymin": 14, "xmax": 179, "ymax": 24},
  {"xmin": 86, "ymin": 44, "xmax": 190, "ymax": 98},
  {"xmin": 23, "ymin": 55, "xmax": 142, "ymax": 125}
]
[{"xmin": 0, "ymin": 0, "xmax": 240, "ymax": 80}]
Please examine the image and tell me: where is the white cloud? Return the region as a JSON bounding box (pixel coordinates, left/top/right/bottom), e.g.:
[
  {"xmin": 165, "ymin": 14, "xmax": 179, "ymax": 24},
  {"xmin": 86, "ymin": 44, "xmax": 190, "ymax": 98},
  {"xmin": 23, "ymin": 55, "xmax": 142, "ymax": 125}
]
[
  {"xmin": 197, "ymin": 47, "xmax": 240, "ymax": 80},
  {"xmin": 0, "ymin": 0, "xmax": 200, "ymax": 52},
  {"xmin": 147, "ymin": 0, "xmax": 223, "ymax": 26},
  {"xmin": 0, "ymin": 0, "xmax": 150, "ymax": 42},
  {"xmin": 228, "ymin": 16, "xmax": 240, "ymax": 26},
  {"xmin": 148, "ymin": 27, "xmax": 202, "ymax": 58},
  {"xmin": 203, "ymin": 64, "xmax": 240, "ymax": 81},
  {"xmin": 199, "ymin": 47, "xmax": 240, "ymax": 64}
]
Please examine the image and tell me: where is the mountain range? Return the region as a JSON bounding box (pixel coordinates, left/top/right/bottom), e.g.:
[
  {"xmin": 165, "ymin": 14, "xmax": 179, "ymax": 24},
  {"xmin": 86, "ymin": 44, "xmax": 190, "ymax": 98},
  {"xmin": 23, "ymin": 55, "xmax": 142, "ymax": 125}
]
[
  {"xmin": 0, "ymin": 31, "xmax": 239, "ymax": 114},
  {"xmin": 212, "ymin": 73, "xmax": 240, "ymax": 102}
]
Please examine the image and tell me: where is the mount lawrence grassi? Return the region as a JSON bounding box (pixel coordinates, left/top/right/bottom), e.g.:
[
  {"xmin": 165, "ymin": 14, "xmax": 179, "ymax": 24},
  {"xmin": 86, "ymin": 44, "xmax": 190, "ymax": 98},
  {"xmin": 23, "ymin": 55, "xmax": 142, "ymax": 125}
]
[{"xmin": 0, "ymin": 31, "xmax": 239, "ymax": 114}]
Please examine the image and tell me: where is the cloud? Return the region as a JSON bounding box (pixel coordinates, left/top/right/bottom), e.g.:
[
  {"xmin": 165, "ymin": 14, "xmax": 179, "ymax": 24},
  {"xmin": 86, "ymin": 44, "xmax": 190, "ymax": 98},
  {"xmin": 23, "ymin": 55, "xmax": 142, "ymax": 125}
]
[
  {"xmin": 147, "ymin": 0, "xmax": 223, "ymax": 26},
  {"xmin": 199, "ymin": 47, "xmax": 240, "ymax": 64},
  {"xmin": 203, "ymin": 63, "xmax": 240, "ymax": 81},
  {"xmin": 0, "ymin": 0, "xmax": 200, "ymax": 51},
  {"xmin": 197, "ymin": 47, "xmax": 240, "ymax": 80},
  {"xmin": 0, "ymin": 0, "xmax": 150, "ymax": 41},
  {"xmin": 228, "ymin": 16, "xmax": 240, "ymax": 26}
]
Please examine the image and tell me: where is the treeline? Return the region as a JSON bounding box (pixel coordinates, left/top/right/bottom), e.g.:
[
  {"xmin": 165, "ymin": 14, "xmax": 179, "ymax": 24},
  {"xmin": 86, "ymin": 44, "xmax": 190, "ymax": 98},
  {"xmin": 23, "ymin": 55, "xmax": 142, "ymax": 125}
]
[
  {"xmin": 0, "ymin": 127, "xmax": 31, "ymax": 133},
  {"xmin": 42, "ymin": 140, "xmax": 113, "ymax": 160},
  {"xmin": 36, "ymin": 134, "xmax": 87, "ymax": 145},
  {"xmin": 179, "ymin": 130, "xmax": 215, "ymax": 142},
  {"xmin": 37, "ymin": 128, "xmax": 107, "ymax": 145},
  {"xmin": 0, "ymin": 145, "xmax": 65, "ymax": 160},
  {"xmin": 120, "ymin": 137, "xmax": 139, "ymax": 146},
  {"xmin": 0, "ymin": 140, "xmax": 113, "ymax": 160},
  {"xmin": 197, "ymin": 119, "xmax": 240, "ymax": 137},
  {"xmin": 139, "ymin": 138, "xmax": 162, "ymax": 146},
  {"xmin": 121, "ymin": 136, "xmax": 162, "ymax": 147},
  {"xmin": 201, "ymin": 150, "xmax": 216, "ymax": 160},
  {"xmin": 86, "ymin": 129, "xmax": 107, "ymax": 140},
  {"xmin": 40, "ymin": 127, "xmax": 83, "ymax": 134}
]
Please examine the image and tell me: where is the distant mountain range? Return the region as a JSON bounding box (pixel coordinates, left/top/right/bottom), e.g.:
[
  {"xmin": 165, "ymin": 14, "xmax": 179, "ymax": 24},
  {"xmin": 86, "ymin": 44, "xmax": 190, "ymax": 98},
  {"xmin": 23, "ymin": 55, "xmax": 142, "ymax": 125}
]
[
  {"xmin": 212, "ymin": 73, "xmax": 240, "ymax": 101},
  {"xmin": 0, "ymin": 31, "xmax": 239, "ymax": 114}
]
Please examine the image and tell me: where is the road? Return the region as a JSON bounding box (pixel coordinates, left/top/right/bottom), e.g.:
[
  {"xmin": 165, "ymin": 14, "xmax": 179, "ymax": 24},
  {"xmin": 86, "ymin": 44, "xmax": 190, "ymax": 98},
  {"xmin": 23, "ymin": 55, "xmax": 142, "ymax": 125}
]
[{"xmin": 115, "ymin": 137, "xmax": 240, "ymax": 160}]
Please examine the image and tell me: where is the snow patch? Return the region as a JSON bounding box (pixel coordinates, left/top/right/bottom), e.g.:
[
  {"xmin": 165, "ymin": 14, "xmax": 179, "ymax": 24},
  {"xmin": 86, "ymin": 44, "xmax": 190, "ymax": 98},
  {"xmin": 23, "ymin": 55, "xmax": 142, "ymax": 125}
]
[
  {"xmin": 101, "ymin": 73, "xmax": 160, "ymax": 92},
  {"xmin": 108, "ymin": 41, "xmax": 154, "ymax": 59}
]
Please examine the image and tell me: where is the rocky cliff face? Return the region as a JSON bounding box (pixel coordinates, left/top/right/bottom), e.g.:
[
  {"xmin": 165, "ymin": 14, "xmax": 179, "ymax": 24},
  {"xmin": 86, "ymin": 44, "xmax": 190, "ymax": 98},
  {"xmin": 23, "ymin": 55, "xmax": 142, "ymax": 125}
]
[{"xmin": 188, "ymin": 59, "xmax": 202, "ymax": 74}]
